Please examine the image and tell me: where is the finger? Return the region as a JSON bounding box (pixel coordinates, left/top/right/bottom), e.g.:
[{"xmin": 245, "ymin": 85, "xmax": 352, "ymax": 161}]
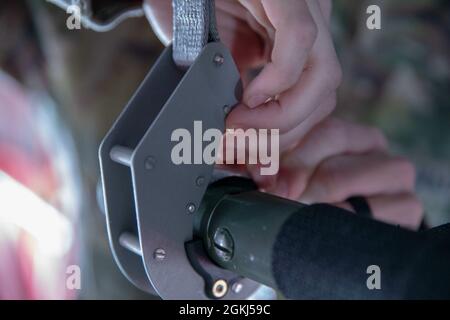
[
  {"xmin": 248, "ymin": 94, "xmax": 336, "ymax": 190},
  {"xmin": 334, "ymin": 194, "xmax": 424, "ymax": 231},
  {"xmin": 300, "ymin": 153, "xmax": 417, "ymax": 204},
  {"xmin": 368, "ymin": 194, "xmax": 423, "ymax": 230},
  {"xmin": 216, "ymin": 9, "xmax": 266, "ymax": 71},
  {"xmin": 227, "ymin": 3, "xmax": 341, "ymax": 133},
  {"xmin": 267, "ymin": 119, "xmax": 388, "ymax": 199},
  {"xmin": 230, "ymin": 91, "xmax": 336, "ymax": 189},
  {"xmin": 283, "ymin": 119, "xmax": 388, "ymax": 170},
  {"xmin": 242, "ymin": 0, "xmax": 318, "ymax": 108},
  {"xmin": 278, "ymin": 91, "xmax": 336, "ymax": 151},
  {"xmin": 220, "ymin": 126, "xmax": 280, "ymax": 188}
]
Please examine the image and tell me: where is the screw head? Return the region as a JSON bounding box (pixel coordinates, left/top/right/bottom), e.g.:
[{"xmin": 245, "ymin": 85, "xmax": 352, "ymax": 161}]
[
  {"xmin": 212, "ymin": 279, "xmax": 228, "ymax": 298},
  {"xmin": 213, "ymin": 53, "xmax": 224, "ymax": 66},
  {"xmin": 153, "ymin": 248, "xmax": 166, "ymax": 261},
  {"xmin": 144, "ymin": 156, "xmax": 156, "ymax": 170},
  {"xmin": 196, "ymin": 176, "xmax": 206, "ymax": 187},
  {"xmin": 213, "ymin": 228, "xmax": 234, "ymax": 262},
  {"xmin": 187, "ymin": 203, "xmax": 196, "ymax": 214},
  {"xmin": 223, "ymin": 105, "xmax": 232, "ymax": 115}
]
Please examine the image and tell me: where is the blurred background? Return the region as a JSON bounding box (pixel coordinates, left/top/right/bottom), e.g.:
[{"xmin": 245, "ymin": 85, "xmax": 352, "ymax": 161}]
[{"xmin": 0, "ymin": 0, "xmax": 448, "ymax": 299}]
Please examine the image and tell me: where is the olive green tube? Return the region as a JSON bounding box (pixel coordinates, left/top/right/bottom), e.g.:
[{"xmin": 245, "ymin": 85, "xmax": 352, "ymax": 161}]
[
  {"xmin": 197, "ymin": 177, "xmax": 304, "ymax": 289},
  {"xmin": 198, "ymin": 178, "xmax": 450, "ymax": 299}
]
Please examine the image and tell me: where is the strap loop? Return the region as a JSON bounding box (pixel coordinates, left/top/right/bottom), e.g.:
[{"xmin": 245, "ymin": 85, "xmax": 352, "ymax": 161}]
[{"xmin": 173, "ymin": 0, "xmax": 220, "ymax": 68}]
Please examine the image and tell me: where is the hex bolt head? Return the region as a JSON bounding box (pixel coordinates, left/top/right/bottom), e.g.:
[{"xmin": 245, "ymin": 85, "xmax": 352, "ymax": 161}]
[
  {"xmin": 213, "ymin": 53, "xmax": 224, "ymax": 66},
  {"xmin": 187, "ymin": 203, "xmax": 196, "ymax": 214},
  {"xmin": 212, "ymin": 279, "xmax": 228, "ymax": 299},
  {"xmin": 144, "ymin": 156, "xmax": 156, "ymax": 170},
  {"xmin": 153, "ymin": 248, "xmax": 166, "ymax": 261}
]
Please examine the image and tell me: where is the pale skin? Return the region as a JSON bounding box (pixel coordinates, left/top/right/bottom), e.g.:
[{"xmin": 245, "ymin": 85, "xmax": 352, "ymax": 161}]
[{"xmin": 144, "ymin": 0, "xmax": 423, "ymax": 229}]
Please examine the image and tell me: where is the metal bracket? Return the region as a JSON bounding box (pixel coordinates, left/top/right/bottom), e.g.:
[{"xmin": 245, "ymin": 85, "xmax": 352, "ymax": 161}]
[{"xmin": 99, "ymin": 42, "xmax": 261, "ymax": 299}]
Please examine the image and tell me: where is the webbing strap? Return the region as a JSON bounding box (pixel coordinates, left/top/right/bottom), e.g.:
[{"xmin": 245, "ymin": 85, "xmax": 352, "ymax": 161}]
[{"xmin": 172, "ymin": 0, "xmax": 220, "ymax": 68}]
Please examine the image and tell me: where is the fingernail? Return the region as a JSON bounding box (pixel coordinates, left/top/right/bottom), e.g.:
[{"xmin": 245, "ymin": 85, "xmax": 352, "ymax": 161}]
[{"xmin": 247, "ymin": 95, "xmax": 270, "ymax": 109}]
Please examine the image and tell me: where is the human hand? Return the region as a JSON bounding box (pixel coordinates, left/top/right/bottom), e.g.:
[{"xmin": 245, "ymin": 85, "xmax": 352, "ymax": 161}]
[
  {"xmin": 264, "ymin": 118, "xmax": 423, "ymax": 230},
  {"xmin": 144, "ymin": 0, "xmax": 341, "ymax": 152},
  {"xmin": 144, "ymin": 1, "xmax": 421, "ymax": 230}
]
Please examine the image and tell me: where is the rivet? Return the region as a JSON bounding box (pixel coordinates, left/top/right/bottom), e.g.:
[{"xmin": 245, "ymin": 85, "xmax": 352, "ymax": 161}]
[
  {"xmin": 187, "ymin": 203, "xmax": 196, "ymax": 214},
  {"xmin": 213, "ymin": 53, "xmax": 224, "ymax": 66}
]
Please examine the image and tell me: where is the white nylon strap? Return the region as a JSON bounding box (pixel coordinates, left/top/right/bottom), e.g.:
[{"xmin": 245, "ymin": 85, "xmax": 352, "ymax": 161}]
[{"xmin": 172, "ymin": 0, "xmax": 220, "ymax": 68}]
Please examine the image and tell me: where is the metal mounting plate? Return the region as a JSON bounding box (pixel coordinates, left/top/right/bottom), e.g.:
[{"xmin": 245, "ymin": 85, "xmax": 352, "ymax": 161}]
[{"xmin": 99, "ymin": 42, "xmax": 261, "ymax": 299}]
